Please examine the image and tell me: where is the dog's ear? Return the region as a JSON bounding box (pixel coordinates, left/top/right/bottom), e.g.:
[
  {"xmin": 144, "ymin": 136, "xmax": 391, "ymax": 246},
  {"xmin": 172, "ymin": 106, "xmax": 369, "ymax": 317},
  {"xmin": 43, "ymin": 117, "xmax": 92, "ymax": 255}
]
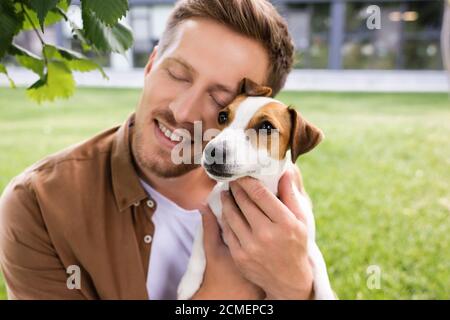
[
  {"xmin": 239, "ymin": 78, "xmax": 272, "ymax": 97},
  {"xmin": 288, "ymin": 107, "xmax": 324, "ymax": 162}
]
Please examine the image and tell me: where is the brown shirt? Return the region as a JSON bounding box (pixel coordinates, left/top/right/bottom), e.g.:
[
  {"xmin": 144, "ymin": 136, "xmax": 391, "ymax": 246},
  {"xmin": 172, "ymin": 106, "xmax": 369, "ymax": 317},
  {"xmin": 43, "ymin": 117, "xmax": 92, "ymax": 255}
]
[{"xmin": 0, "ymin": 114, "xmax": 158, "ymax": 299}]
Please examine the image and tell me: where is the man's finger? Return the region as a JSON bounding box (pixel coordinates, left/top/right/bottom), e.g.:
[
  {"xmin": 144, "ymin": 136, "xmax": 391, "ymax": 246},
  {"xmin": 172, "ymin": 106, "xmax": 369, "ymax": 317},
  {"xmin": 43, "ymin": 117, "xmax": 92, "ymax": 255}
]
[
  {"xmin": 287, "ymin": 163, "xmax": 304, "ymax": 191},
  {"xmin": 221, "ymin": 191, "xmax": 252, "ymax": 246},
  {"xmin": 229, "ymin": 181, "xmax": 269, "ymax": 229},
  {"xmin": 278, "ymin": 170, "xmax": 308, "ymax": 224},
  {"xmin": 236, "ymin": 177, "xmax": 293, "ymax": 223},
  {"xmin": 221, "ymin": 216, "xmax": 241, "ymax": 253},
  {"xmin": 199, "ymin": 204, "xmax": 223, "ymax": 252}
]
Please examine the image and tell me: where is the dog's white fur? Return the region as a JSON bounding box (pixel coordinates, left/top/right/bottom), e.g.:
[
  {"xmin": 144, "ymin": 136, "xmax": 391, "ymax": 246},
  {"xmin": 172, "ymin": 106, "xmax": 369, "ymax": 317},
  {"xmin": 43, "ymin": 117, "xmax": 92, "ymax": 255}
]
[{"xmin": 177, "ymin": 97, "xmax": 335, "ymax": 300}]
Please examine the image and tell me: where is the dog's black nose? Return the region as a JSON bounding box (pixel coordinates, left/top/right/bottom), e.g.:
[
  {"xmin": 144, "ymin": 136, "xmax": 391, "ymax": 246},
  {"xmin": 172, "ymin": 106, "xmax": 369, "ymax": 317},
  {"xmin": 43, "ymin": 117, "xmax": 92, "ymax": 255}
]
[{"xmin": 204, "ymin": 142, "xmax": 227, "ymax": 165}]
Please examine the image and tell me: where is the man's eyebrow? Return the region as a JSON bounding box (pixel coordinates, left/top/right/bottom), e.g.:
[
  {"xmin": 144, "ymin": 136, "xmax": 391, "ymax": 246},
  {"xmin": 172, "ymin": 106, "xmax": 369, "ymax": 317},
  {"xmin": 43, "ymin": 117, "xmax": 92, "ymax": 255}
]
[{"xmin": 165, "ymin": 57, "xmax": 196, "ymax": 74}]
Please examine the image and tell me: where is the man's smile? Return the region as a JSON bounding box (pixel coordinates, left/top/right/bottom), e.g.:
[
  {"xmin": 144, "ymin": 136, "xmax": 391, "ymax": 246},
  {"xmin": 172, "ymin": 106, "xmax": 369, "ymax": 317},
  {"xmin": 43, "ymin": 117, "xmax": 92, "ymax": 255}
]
[{"xmin": 154, "ymin": 119, "xmax": 183, "ymax": 149}]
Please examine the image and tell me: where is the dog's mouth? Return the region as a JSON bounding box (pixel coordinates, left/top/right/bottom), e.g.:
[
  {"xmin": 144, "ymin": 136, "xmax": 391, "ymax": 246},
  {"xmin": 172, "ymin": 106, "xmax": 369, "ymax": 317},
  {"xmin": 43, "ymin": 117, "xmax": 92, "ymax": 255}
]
[
  {"xmin": 203, "ymin": 164, "xmax": 234, "ymax": 179},
  {"xmin": 202, "ymin": 163, "xmax": 258, "ymax": 181}
]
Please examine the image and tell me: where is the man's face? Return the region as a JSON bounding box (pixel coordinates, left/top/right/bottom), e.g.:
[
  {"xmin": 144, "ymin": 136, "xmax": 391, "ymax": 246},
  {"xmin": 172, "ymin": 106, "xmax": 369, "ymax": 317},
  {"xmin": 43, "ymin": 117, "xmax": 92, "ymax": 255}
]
[{"xmin": 133, "ymin": 18, "xmax": 269, "ymax": 178}]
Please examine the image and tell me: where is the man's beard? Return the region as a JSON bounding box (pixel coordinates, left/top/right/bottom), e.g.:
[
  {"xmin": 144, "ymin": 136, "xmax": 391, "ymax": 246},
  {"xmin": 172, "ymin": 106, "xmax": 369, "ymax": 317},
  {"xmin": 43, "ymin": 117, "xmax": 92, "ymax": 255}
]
[{"xmin": 131, "ymin": 113, "xmax": 200, "ymax": 178}]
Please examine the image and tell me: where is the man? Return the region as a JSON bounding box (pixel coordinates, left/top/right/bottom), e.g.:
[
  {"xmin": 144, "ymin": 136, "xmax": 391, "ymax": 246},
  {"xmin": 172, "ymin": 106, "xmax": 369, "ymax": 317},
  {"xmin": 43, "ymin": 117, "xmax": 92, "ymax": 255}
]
[{"xmin": 0, "ymin": 0, "xmax": 319, "ymax": 299}]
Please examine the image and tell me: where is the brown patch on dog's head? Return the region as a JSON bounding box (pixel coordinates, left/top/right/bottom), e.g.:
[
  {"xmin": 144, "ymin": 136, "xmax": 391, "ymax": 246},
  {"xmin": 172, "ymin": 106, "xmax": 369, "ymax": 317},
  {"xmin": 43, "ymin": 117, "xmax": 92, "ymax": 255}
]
[
  {"xmin": 244, "ymin": 103, "xmax": 324, "ymax": 162},
  {"xmin": 288, "ymin": 107, "xmax": 324, "ymax": 163},
  {"xmin": 214, "ymin": 78, "xmax": 272, "ymax": 130},
  {"xmin": 215, "ymin": 95, "xmax": 246, "ymax": 129},
  {"xmin": 238, "ymin": 78, "xmax": 272, "ymax": 97},
  {"xmin": 245, "ymin": 102, "xmax": 292, "ymax": 160}
]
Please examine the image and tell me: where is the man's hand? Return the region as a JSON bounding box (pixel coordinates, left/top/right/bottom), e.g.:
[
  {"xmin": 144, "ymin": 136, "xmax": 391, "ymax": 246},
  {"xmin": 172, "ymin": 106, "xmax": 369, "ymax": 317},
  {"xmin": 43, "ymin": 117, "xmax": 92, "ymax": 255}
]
[
  {"xmin": 222, "ymin": 169, "xmax": 314, "ymax": 300},
  {"xmin": 192, "ymin": 205, "xmax": 265, "ymax": 300}
]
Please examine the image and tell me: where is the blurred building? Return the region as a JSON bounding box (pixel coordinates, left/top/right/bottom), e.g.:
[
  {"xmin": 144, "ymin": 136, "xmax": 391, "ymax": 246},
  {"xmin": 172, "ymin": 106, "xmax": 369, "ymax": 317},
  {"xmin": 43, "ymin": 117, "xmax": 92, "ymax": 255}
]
[
  {"xmin": 278, "ymin": 0, "xmax": 444, "ymax": 70},
  {"xmin": 5, "ymin": 0, "xmax": 447, "ymax": 92},
  {"xmin": 11, "ymin": 0, "xmax": 445, "ymax": 71},
  {"xmin": 103, "ymin": 0, "xmax": 445, "ymax": 71}
]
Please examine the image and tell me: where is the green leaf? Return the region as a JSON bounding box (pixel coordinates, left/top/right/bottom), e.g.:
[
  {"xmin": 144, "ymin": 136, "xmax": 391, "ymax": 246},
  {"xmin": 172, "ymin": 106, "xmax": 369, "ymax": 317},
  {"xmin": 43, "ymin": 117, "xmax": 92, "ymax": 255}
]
[
  {"xmin": 27, "ymin": 0, "xmax": 59, "ymax": 32},
  {"xmin": 82, "ymin": 0, "xmax": 128, "ymax": 26},
  {"xmin": 21, "ymin": 0, "xmax": 70, "ymax": 31},
  {"xmin": 0, "ymin": 63, "xmax": 16, "ymax": 88},
  {"xmin": 21, "ymin": 6, "xmax": 61, "ymax": 31},
  {"xmin": 27, "ymin": 61, "xmax": 75, "ymax": 103},
  {"xmin": 43, "ymin": 44, "xmax": 108, "ymax": 79},
  {"xmin": 55, "ymin": 0, "xmax": 71, "ymax": 12},
  {"xmin": 0, "ymin": 1, "xmax": 24, "ymax": 60},
  {"xmin": 81, "ymin": 9, "xmax": 133, "ymax": 53},
  {"xmin": 60, "ymin": 53, "xmax": 108, "ymax": 79},
  {"xmin": 9, "ymin": 44, "xmax": 45, "ymax": 77}
]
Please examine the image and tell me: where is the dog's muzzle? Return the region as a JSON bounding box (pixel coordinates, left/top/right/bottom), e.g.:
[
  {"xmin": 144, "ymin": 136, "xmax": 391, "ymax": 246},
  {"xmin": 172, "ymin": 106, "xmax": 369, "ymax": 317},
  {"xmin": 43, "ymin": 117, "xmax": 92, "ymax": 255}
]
[{"xmin": 202, "ymin": 142, "xmax": 234, "ymax": 178}]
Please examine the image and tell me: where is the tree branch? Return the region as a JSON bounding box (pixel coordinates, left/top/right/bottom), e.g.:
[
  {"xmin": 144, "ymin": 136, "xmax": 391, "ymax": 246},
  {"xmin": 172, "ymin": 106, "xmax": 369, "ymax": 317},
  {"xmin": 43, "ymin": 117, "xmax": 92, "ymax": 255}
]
[
  {"xmin": 21, "ymin": 3, "xmax": 48, "ymax": 64},
  {"xmin": 54, "ymin": 6, "xmax": 69, "ymax": 21},
  {"xmin": 21, "ymin": 4, "xmax": 45, "ymax": 47}
]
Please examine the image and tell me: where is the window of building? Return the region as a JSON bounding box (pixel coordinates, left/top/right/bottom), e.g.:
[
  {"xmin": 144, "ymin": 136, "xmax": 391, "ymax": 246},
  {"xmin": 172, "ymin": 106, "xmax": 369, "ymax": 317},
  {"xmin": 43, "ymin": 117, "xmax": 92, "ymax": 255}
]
[
  {"xmin": 286, "ymin": 3, "xmax": 330, "ymax": 69},
  {"xmin": 130, "ymin": 6, "xmax": 158, "ymax": 68},
  {"xmin": 343, "ymin": 0, "xmax": 443, "ymax": 70}
]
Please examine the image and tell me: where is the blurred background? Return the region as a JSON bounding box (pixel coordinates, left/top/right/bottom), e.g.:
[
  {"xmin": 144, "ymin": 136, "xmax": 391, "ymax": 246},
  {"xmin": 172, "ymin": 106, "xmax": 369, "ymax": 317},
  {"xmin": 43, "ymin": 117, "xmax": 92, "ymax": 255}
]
[
  {"xmin": 1, "ymin": 0, "xmax": 448, "ymax": 91},
  {"xmin": 0, "ymin": 0, "xmax": 449, "ymax": 300}
]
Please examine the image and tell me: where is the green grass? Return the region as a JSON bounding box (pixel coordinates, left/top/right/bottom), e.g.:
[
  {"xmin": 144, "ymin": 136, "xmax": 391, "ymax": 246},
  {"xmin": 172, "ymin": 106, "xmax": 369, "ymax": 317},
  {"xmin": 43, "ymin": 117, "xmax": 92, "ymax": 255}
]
[{"xmin": 0, "ymin": 87, "xmax": 449, "ymax": 300}]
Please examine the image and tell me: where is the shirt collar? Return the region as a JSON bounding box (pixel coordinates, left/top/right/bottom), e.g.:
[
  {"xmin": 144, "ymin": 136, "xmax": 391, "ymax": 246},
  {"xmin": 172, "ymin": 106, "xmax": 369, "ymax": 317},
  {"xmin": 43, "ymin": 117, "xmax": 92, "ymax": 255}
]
[
  {"xmin": 139, "ymin": 177, "xmax": 201, "ymax": 217},
  {"xmin": 111, "ymin": 113, "xmax": 149, "ymax": 212}
]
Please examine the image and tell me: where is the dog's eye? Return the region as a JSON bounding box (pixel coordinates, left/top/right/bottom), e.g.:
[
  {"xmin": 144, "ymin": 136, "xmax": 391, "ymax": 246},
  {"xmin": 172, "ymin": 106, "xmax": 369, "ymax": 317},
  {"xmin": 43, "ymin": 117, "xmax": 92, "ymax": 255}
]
[
  {"xmin": 258, "ymin": 121, "xmax": 276, "ymax": 134},
  {"xmin": 218, "ymin": 111, "xmax": 228, "ymax": 125}
]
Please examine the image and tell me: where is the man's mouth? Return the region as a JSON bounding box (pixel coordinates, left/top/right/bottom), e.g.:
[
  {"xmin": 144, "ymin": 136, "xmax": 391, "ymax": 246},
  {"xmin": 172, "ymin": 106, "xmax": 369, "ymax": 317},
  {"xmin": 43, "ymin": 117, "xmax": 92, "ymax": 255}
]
[
  {"xmin": 155, "ymin": 120, "xmax": 183, "ymax": 143},
  {"xmin": 153, "ymin": 119, "xmax": 186, "ymax": 151}
]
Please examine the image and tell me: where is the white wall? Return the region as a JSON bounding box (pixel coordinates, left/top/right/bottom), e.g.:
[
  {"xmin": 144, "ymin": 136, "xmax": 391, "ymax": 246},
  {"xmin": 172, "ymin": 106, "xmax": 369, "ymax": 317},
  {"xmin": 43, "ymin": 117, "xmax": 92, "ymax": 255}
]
[{"xmin": 150, "ymin": 5, "xmax": 174, "ymax": 39}]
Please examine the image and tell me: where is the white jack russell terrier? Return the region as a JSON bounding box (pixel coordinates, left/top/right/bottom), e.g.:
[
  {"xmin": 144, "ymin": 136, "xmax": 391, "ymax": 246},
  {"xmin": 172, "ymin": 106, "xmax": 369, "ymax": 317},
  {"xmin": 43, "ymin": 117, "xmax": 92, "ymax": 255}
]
[{"xmin": 177, "ymin": 79, "xmax": 335, "ymax": 300}]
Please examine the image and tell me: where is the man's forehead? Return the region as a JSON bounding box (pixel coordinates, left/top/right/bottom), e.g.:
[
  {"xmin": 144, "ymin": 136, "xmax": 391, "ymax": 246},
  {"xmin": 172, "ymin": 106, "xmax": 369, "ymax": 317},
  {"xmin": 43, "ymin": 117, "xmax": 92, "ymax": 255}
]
[{"xmin": 165, "ymin": 18, "xmax": 269, "ymax": 87}]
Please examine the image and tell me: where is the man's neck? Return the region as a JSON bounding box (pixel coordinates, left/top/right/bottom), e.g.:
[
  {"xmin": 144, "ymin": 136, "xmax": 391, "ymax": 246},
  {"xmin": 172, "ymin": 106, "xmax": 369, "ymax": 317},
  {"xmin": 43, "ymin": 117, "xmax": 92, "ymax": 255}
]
[{"xmin": 139, "ymin": 167, "xmax": 216, "ymax": 211}]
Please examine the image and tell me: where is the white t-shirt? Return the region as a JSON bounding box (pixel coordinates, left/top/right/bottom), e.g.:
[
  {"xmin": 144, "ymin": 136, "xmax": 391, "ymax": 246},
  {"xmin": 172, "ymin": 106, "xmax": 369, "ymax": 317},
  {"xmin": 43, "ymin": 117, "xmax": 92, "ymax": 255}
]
[{"xmin": 140, "ymin": 179, "xmax": 202, "ymax": 300}]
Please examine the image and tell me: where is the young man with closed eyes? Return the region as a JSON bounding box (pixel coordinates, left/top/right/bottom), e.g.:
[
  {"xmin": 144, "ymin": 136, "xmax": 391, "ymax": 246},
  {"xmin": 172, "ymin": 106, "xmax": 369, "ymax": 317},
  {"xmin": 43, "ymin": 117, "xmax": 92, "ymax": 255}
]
[{"xmin": 0, "ymin": 0, "xmax": 329, "ymax": 300}]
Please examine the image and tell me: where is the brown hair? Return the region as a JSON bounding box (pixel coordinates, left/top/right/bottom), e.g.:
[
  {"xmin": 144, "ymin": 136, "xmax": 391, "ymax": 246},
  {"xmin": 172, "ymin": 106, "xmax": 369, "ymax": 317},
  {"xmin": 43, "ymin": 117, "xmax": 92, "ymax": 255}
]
[{"xmin": 157, "ymin": 0, "xmax": 295, "ymax": 96}]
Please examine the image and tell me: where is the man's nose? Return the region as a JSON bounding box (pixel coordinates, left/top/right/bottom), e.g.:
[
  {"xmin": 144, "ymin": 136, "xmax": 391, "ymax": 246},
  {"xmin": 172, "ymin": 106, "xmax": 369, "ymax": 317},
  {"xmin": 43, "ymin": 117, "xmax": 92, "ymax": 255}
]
[{"xmin": 169, "ymin": 88, "xmax": 204, "ymax": 124}]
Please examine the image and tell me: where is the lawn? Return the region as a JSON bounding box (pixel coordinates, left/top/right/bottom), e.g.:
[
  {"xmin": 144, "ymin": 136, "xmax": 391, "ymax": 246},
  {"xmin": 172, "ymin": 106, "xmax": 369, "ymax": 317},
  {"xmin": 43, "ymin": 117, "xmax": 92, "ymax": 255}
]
[{"xmin": 0, "ymin": 87, "xmax": 449, "ymax": 300}]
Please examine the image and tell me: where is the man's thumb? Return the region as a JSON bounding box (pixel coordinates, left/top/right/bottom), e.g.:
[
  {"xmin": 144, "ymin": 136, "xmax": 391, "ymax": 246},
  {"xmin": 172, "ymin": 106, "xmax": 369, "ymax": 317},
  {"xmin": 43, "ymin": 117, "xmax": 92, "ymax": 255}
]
[
  {"xmin": 278, "ymin": 170, "xmax": 307, "ymax": 224},
  {"xmin": 199, "ymin": 204, "xmax": 222, "ymax": 252}
]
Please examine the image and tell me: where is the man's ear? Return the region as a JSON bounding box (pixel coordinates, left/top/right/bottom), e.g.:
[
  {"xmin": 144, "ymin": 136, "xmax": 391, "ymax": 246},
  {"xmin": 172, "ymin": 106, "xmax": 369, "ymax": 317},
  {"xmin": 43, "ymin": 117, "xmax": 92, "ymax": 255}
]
[
  {"xmin": 288, "ymin": 107, "xmax": 324, "ymax": 163},
  {"xmin": 238, "ymin": 78, "xmax": 272, "ymax": 97},
  {"xmin": 144, "ymin": 45, "xmax": 159, "ymax": 75}
]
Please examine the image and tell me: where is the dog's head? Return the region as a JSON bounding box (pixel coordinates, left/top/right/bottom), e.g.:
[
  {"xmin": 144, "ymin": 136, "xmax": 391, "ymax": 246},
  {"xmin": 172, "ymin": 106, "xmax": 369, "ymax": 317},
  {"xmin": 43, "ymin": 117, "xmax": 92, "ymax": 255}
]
[{"xmin": 202, "ymin": 78, "xmax": 324, "ymax": 181}]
